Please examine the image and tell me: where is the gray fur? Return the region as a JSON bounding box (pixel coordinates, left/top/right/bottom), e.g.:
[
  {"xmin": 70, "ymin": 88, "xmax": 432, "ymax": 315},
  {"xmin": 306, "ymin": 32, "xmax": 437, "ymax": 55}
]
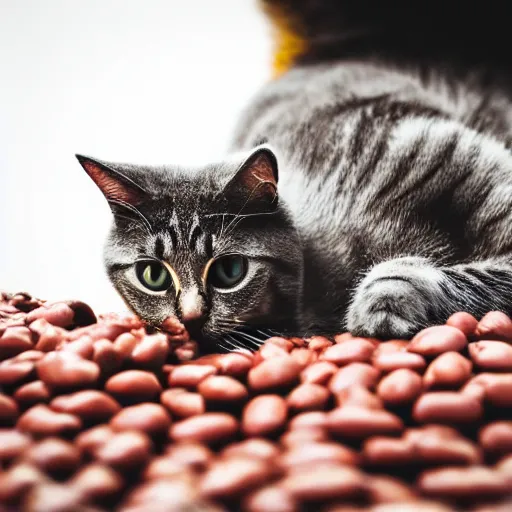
[{"xmin": 79, "ymin": 31, "xmax": 512, "ymax": 349}]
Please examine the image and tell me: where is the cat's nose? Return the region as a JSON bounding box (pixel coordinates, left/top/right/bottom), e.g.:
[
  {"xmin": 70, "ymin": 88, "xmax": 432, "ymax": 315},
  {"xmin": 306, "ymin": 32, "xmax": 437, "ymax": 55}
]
[{"xmin": 177, "ymin": 287, "xmax": 207, "ymax": 328}]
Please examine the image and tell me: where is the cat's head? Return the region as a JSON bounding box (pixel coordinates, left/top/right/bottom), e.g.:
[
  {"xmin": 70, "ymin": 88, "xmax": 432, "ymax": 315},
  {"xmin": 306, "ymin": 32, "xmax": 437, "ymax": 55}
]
[{"xmin": 76, "ymin": 146, "xmax": 303, "ymax": 350}]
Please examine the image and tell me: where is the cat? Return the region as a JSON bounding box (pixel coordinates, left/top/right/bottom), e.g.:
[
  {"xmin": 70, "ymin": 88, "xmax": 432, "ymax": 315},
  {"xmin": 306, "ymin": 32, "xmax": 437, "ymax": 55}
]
[{"xmin": 77, "ymin": 0, "xmax": 512, "ymax": 351}]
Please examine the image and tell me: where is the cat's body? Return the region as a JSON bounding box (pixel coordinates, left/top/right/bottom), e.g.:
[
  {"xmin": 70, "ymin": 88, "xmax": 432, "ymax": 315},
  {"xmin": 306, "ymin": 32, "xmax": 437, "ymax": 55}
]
[{"xmin": 78, "ymin": 1, "xmax": 512, "ymax": 349}]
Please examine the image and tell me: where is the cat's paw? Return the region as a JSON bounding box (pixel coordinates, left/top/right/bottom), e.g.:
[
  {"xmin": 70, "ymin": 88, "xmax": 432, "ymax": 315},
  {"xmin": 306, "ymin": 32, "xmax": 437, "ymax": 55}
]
[{"xmin": 346, "ymin": 256, "xmax": 446, "ymax": 339}]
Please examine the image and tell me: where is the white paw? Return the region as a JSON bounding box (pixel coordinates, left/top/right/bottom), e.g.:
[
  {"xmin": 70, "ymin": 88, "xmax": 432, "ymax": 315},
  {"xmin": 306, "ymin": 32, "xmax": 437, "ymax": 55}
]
[{"xmin": 346, "ymin": 257, "xmax": 446, "ymax": 339}]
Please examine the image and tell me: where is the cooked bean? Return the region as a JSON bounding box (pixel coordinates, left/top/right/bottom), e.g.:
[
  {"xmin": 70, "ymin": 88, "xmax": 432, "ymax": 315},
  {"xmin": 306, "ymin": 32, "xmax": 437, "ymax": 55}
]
[
  {"xmin": 0, "ymin": 326, "xmax": 33, "ymax": 360},
  {"xmin": 164, "ymin": 442, "xmax": 214, "ymax": 471},
  {"xmin": 60, "ymin": 335, "xmax": 94, "ymax": 359},
  {"xmin": 94, "ymin": 431, "xmax": 152, "ymax": 469},
  {"xmin": 110, "ymin": 403, "xmax": 171, "ymax": 435},
  {"xmin": 75, "ymin": 425, "xmax": 115, "ymax": 455},
  {"xmin": 131, "ymin": 333, "xmax": 169, "ymax": 368},
  {"xmin": 0, "ymin": 429, "xmax": 32, "ymax": 462},
  {"xmin": 329, "ymin": 363, "xmax": 380, "ymax": 393},
  {"xmin": 446, "ymin": 312, "xmax": 478, "ymax": 337},
  {"xmin": 23, "ymin": 438, "xmax": 81, "ymax": 474},
  {"xmin": 286, "ymin": 382, "xmax": 330, "ymax": 412},
  {"xmin": 407, "ymin": 326, "xmax": 468, "ymax": 356},
  {"xmin": 248, "ymin": 355, "xmax": 301, "ymax": 392},
  {"xmin": 475, "ymin": 311, "xmax": 512, "ymax": 341},
  {"xmin": 469, "ymin": 340, "xmax": 512, "ymax": 370},
  {"xmin": 0, "ymin": 359, "xmax": 35, "ymax": 385},
  {"xmin": 198, "ymin": 375, "xmax": 249, "ymax": 402},
  {"xmin": 50, "ymin": 390, "xmax": 121, "ymax": 421},
  {"xmin": 279, "ymin": 442, "xmax": 359, "ymax": 470},
  {"xmin": 14, "ymin": 381, "xmax": 51, "ymax": 408},
  {"xmin": 413, "ymin": 392, "xmax": 483, "ymax": 424},
  {"xmin": 244, "ymin": 485, "xmax": 297, "ymax": 512},
  {"xmin": 320, "ymin": 338, "xmax": 375, "ymax": 365},
  {"xmin": 0, "ymin": 393, "xmax": 19, "ymax": 423},
  {"xmin": 377, "ymin": 369, "xmax": 423, "ymax": 405},
  {"xmin": 169, "ymin": 413, "xmax": 238, "ymax": 445},
  {"xmin": 423, "ymin": 351, "xmax": 473, "ymax": 389},
  {"xmin": 37, "ymin": 352, "xmax": 99, "ymax": 389},
  {"xmin": 168, "ymin": 364, "xmax": 218, "ymax": 388},
  {"xmin": 242, "ymin": 395, "xmax": 288, "ymax": 437},
  {"xmin": 479, "ymin": 421, "xmax": 512, "ymax": 455},
  {"xmin": 373, "ymin": 350, "xmax": 427, "ymax": 373},
  {"xmin": 105, "ymin": 370, "xmax": 162, "ymax": 400},
  {"xmin": 17, "ymin": 404, "xmax": 82, "ymax": 437},
  {"xmin": 160, "ymin": 388, "xmax": 205, "ymax": 417},
  {"xmin": 300, "ymin": 361, "xmax": 338, "ymax": 385},
  {"xmin": 222, "ymin": 438, "xmax": 281, "ymax": 461},
  {"xmin": 70, "ymin": 463, "xmax": 123, "ymax": 501}
]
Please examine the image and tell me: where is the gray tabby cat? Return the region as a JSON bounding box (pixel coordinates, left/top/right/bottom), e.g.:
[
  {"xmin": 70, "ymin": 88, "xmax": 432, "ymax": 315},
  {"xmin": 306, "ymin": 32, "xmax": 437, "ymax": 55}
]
[{"xmin": 76, "ymin": 0, "xmax": 512, "ymax": 351}]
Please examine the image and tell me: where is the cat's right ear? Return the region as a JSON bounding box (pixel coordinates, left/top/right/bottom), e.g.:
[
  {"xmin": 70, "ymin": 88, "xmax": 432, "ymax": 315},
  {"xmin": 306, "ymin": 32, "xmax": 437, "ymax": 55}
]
[{"xmin": 75, "ymin": 155, "xmax": 147, "ymax": 206}]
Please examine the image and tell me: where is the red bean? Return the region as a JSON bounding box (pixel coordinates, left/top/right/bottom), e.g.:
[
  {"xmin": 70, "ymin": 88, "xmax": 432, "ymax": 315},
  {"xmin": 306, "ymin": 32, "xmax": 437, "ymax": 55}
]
[
  {"xmin": 34, "ymin": 324, "xmax": 66, "ymax": 352},
  {"xmin": 37, "ymin": 352, "xmax": 100, "ymax": 389},
  {"xmin": 300, "ymin": 361, "xmax": 338, "ymax": 385},
  {"xmin": 288, "ymin": 411, "xmax": 328, "ymax": 430},
  {"xmin": 327, "ymin": 405, "xmax": 403, "ymax": 438},
  {"xmin": 290, "ymin": 347, "xmax": 318, "ymax": 368},
  {"xmin": 242, "ymin": 395, "xmax": 288, "ymax": 437},
  {"xmin": 335, "ymin": 385, "xmax": 383, "ymax": 409},
  {"xmin": 424, "ymin": 351, "xmax": 472, "ymax": 389},
  {"xmin": 469, "ymin": 340, "xmax": 512, "ymax": 371},
  {"xmin": 222, "ymin": 438, "xmax": 281, "ymax": 461},
  {"xmin": 0, "ymin": 359, "xmax": 34, "ymax": 385},
  {"xmin": 286, "ymin": 383, "xmax": 330, "ymax": 412},
  {"xmin": 320, "ymin": 338, "xmax": 375, "ymax": 365},
  {"xmin": 131, "ymin": 333, "xmax": 169, "ymax": 368},
  {"xmin": 280, "ymin": 427, "xmax": 328, "ymax": 447},
  {"xmin": 26, "ymin": 303, "xmax": 75, "ymax": 328},
  {"xmin": 92, "ymin": 339, "xmax": 124, "ymax": 376},
  {"xmin": 265, "ymin": 337, "xmax": 294, "ymax": 352},
  {"xmin": 60, "ymin": 335, "xmax": 94, "ymax": 359},
  {"xmin": 413, "ymin": 392, "xmax": 483, "ymax": 424},
  {"xmin": 0, "ymin": 429, "xmax": 32, "ymax": 462},
  {"xmin": 214, "ymin": 352, "xmax": 254, "ymax": 377},
  {"xmin": 22, "ymin": 438, "xmax": 81, "ymax": 474},
  {"xmin": 377, "ymin": 369, "xmax": 423, "ymax": 405},
  {"xmin": 328, "ymin": 363, "xmax": 380, "ymax": 393},
  {"xmin": 281, "ymin": 464, "xmax": 365, "ymax": 501},
  {"xmin": 475, "ymin": 311, "xmax": 512, "ymax": 341},
  {"xmin": 367, "ymin": 475, "xmax": 419, "ymax": 504},
  {"xmin": 373, "ymin": 350, "xmax": 427, "ymax": 373},
  {"xmin": 464, "ymin": 373, "xmax": 512, "ymax": 407},
  {"xmin": 200, "ymin": 458, "xmax": 271, "ymax": 499},
  {"xmin": 94, "ymin": 431, "xmax": 152, "ymax": 469},
  {"xmin": 160, "ymin": 388, "xmax": 205, "ymax": 418},
  {"xmin": 198, "ymin": 375, "xmax": 249, "ymax": 402},
  {"xmin": 110, "ymin": 403, "xmax": 171, "ymax": 435},
  {"xmin": 169, "ymin": 413, "xmax": 238, "ymax": 445},
  {"xmin": 70, "ymin": 463, "xmax": 123, "ymax": 501},
  {"xmin": 408, "ymin": 326, "xmax": 467, "ymax": 356},
  {"xmin": 105, "ymin": 370, "xmax": 162, "ymax": 400},
  {"xmin": 446, "ymin": 312, "xmax": 478, "ymax": 337},
  {"xmin": 163, "ymin": 442, "xmax": 213, "ymax": 471},
  {"xmin": 17, "ymin": 404, "xmax": 82, "ymax": 437},
  {"xmin": 75, "ymin": 425, "xmax": 115, "ymax": 455},
  {"xmin": 248, "ymin": 356, "xmax": 301, "ymax": 391},
  {"xmin": 244, "ymin": 485, "xmax": 297, "ymax": 512},
  {"xmin": 50, "ymin": 390, "xmax": 121, "ymax": 421},
  {"xmin": 0, "ymin": 463, "xmax": 46, "ymax": 504},
  {"xmin": 0, "ymin": 326, "xmax": 33, "ymax": 360},
  {"xmin": 168, "ymin": 364, "xmax": 218, "ymax": 388},
  {"xmin": 14, "ymin": 381, "xmax": 51, "ymax": 408},
  {"xmin": 0, "ymin": 393, "xmax": 19, "ymax": 423},
  {"xmin": 479, "ymin": 421, "xmax": 512, "ymax": 455},
  {"xmin": 278, "ymin": 442, "xmax": 359, "ymax": 470}
]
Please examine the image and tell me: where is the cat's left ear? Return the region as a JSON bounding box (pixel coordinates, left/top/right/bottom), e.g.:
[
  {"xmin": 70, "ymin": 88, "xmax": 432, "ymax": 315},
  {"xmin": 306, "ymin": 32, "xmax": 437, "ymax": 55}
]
[
  {"xmin": 75, "ymin": 155, "xmax": 147, "ymax": 207},
  {"xmin": 223, "ymin": 146, "xmax": 278, "ymax": 213}
]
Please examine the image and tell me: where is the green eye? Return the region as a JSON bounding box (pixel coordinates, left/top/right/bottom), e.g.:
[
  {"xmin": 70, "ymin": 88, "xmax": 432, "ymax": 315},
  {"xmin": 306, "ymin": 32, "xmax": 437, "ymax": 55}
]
[
  {"xmin": 135, "ymin": 261, "xmax": 172, "ymax": 292},
  {"xmin": 208, "ymin": 255, "xmax": 248, "ymax": 289}
]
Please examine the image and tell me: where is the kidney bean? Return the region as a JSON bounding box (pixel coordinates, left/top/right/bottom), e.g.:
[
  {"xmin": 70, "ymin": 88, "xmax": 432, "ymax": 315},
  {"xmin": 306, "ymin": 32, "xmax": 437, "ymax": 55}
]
[
  {"xmin": 60, "ymin": 335, "xmax": 95, "ymax": 360},
  {"xmin": 286, "ymin": 383, "xmax": 330, "ymax": 412},
  {"xmin": 413, "ymin": 392, "xmax": 483, "ymax": 424},
  {"xmin": 367, "ymin": 475, "xmax": 419, "ymax": 503},
  {"xmin": 244, "ymin": 485, "xmax": 297, "ymax": 512},
  {"xmin": 288, "ymin": 411, "xmax": 328, "ymax": 430},
  {"xmin": 198, "ymin": 375, "xmax": 249, "ymax": 403},
  {"xmin": 13, "ymin": 381, "xmax": 50, "ymax": 408},
  {"xmin": 0, "ymin": 429, "xmax": 32, "ymax": 462},
  {"xmin": 464, "ymin": 373, "xmax": 512, "ymax": 407},
  {"xmin": 300, "ymin": 361, "xmax": 338, "ymax": 385},
  {"xmin": 328, "ymin": 363, "xmax": 380, "ymax": 393},
  {"xmin": 407, "ymin": 326, "xmax": 468, "ymax": 356},
  {"xmin": 377, "ymin": 369, "xmax": 423, "ymax": 405},
  {"xmin": 213, "ymin": 352, "xmax": 254, "ymax": 378},
  {"xmin": 25, "ymin": 481, "xmax": 85, "ymax": 512},
  {"xmin": 113, "ymin": 332, "xmax": 140, "ymax": 358},
  {"xmin": 290, "ymin": 347, "xmax": 318, "ymax": 368},
  {"xmin": 475, "ymin": 311, "xmax": 512, "ymax": 341},
  {"xmin": 418, "ymin": 466, "xmax": 510, "ymax": 499},
  {"xmin": 0, "ymin": 326, "xmax": 33, "ymax": 360},
  {"xmin": 164, "ymin": 442, "xmax": 214, "ymax": 471},
  {"xmin": 335, "ymin": 385, "xmax": 383, "ymax": 409},
  {"xmin": 256, "ymin": 343, "xmax": 290, "ymax": 363},
  {"xmin": 123, "ymin": 479, "xmax": 198, "ymax": 510},
  {"xmin": 160, "ymin": 388, "xmax": 205, "ymax": 418},
  {"xmin": 279, "ymin": 442, "xmax": 359, "ymax": 470},
  {"xmin": 94, "ymin": 430, "xmax": 152, "ymax": 469},
  {"xmin": 142, "ymin": 455, "xmax": 193, "ymax": 480},
  {"xmin": 282, "ymin": 464, "xmax": 365, "ymax": 501},
  {"xmin": 328, "ymin": 405, "xmax": 403, "ymax": 438},
  {"xmin": 17, "ymin": 404, "xmax": 82, "ymax": 437},
  {"xmin": 373, "ymin": 340, "xmax": 410, "ymax": 354},
  {"xmin": 75, "ymin": 425, "xmax": 115, "ymax": 456},
  {"xmin": 248, "ymin": 355, "xmax": 302, "ymax": 392},
  {"xmin": 169, "ymin": 413, "xmax": 238, "ymax": 445},
  {"xmin": 280, "ymin": 427, "xmax": 328, "ymax": 447},
  {"xmin": 14, "ymin": 350, "xmax": 44, "ymax": 362},
  {"xmin": 26, "ymin": 303, "xmax": 75, "ymax": 328},
  {"xmin": 23, "ymin": 438, "xmax": 81, "ymax": 474},
  {"xmin": 34, "ymin": 324, "xmax": 66, "ymax": 352},
  {"xmin": 306, "ymin": 335, "xmax": 333, "ymax": 352},
  {"xmin": 110, "ymin": 403, "xmax": 171, "ymax": 435},
  {"xmin": 0, "ymin": 463, "xmax": 46, "ymax": 505},
  {"xmin": 373, "ymin": 351, "xmax": 427, "ymax": 373},
  {"xmin": 222, "ymin": 438, "xmax": 281, "ymax": 461},
  {"xmin": 0, "ymin": 359, "xmax": 35, "ymax": 385},
  {"xmin": 105, "ymin": 370, "xmax": 162, "ymax": 400},
  {"xmin": 50, "ymin": 390, "xmax": 120, "ymax": 421},
  {"xmin": 469, "ymin": 340, "xmax": 512, "ymax": 371},
  {"xmin": 37, "ymin": 352, "xmax": 99, "ymax": 389},
  {"xmin": 70, "ymin": 463, "xmax": 123, "ymax": 501},
  {"xmin": 320, "ymin": 338, "xmax": 375, "ymax": 366},
  {"xmin": 92, "ymin": 338, "xmax": 124, "ymax": 376},
  {"xmin": 200, "ymin": 458, "xmax": 271, "ymax": 499},
  {"xmin": 131, "ymin": 333, "xmax": 169, "ymax": 368},
  {"xmin": 363, "ymin": 436, "xmax": 415, "ymax": 465},
  {"xmin": 60, "ymin": 300, "xmax": 97, "ymax": 327},
  {"xmin": 446, "ymin": 312, "xmax": 478, "ymax": 337},
  {"xmin": 423, "ymin": 351, "xmax": 472, "ymax": 389},
  {"xmin": 160, "ymin": 315, "xmax": 188, "ymax": 338},
  {"xmin": 479, "ymin": 421, "xmax": 512, "ymax": 455},
  {"xmin": 168, "ymin": 364, "xmax": 218, "ymax": 388},
  {"xmin": 175, "ymin": 341, "xmax": 199, "ymax": 362},
  {"xmin": 242, "ymin": 395, "xmax": 288, "ymax": 437},
  {"xmin": 265, "ymin": 337, "xmax": 294, "ymax": 352},
  {"xmin": 0, "ymin": 393, "xmax": 19, "ymax": 423}
]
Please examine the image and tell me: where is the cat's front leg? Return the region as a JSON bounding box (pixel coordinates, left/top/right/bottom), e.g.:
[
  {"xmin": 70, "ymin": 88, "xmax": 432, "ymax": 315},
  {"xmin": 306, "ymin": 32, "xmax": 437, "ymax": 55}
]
[{"xmin": 346, "ymin": 256, "xmax": 448, "ymax": 339}]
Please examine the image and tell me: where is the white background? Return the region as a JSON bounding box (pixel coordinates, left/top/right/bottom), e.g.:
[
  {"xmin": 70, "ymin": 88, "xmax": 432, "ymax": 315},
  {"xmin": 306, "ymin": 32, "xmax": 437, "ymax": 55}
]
[{"xmin": 0, "ymin": 0, "xmax": 271, "ymax": 313}]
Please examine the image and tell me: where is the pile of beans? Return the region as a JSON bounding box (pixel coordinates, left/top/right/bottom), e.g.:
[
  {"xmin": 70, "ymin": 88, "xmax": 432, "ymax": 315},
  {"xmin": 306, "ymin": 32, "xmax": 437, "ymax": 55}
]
[{"xmin": 2, "ymin": 291, "xmax": 512, "ymax": 511}]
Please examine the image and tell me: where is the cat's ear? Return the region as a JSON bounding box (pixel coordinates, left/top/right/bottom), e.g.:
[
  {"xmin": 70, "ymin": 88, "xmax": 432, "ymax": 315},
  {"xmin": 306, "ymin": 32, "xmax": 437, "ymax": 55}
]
[
  {"xmin": 76, "ymin": 155, "xmax": 147, "ymax": 206},
  {"xmin": 223, "ymin": 146, "xmax": 278, "ymax": 212}
]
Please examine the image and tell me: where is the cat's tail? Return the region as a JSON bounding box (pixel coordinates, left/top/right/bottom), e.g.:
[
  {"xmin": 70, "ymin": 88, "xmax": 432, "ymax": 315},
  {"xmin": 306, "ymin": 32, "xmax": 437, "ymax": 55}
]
[{"xmin": 260, "ymin": 0, "xmax": 511, "ymax": 77}]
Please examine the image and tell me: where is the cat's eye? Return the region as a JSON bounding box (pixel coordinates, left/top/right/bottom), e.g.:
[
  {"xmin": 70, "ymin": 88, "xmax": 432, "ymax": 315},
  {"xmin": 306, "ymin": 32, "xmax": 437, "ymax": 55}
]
[
  {"xmin": 135, "ymin": 260, "xmax": 172, "ymax": 292},
  {"xmin": 208, "ymin": 255, "xmax": 248, "ymax": 289}
]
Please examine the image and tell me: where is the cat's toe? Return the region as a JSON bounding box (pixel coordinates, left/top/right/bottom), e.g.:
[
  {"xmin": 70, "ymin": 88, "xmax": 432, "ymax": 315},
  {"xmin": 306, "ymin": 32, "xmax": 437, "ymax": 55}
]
[{"xmin": 348, "ymin": 310, "xmax": 420, "ymax": 339}]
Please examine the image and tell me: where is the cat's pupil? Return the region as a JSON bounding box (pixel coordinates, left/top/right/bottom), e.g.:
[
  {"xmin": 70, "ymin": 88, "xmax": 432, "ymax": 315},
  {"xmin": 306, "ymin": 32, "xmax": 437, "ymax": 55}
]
[
  {"xmin": 209, "ymin": 255, "xmax": 247, "ymax": 289},
  {"xmin": 135, "ymin": 260, "xmax": 171, "ymax": 292}
]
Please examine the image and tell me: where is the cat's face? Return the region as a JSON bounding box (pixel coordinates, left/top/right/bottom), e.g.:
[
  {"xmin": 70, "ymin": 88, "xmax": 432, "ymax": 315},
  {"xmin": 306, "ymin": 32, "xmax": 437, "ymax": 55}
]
[{"xmin": 77, "ymin": 147, "xmax": 303, "ymax": 350}]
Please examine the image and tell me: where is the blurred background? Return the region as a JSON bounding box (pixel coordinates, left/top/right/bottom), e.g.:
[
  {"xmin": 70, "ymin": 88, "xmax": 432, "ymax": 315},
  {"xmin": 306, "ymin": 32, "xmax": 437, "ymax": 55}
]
[{"xmin": 0, "ymin": 0, "xmax": 271, "ymax": 312}]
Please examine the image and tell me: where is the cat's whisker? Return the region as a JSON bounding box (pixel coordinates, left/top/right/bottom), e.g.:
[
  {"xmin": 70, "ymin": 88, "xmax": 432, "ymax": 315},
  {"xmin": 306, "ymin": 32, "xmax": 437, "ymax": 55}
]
[{"xmin": 109, "ymin": 200, "xmax": 154, "ymax": 235}]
